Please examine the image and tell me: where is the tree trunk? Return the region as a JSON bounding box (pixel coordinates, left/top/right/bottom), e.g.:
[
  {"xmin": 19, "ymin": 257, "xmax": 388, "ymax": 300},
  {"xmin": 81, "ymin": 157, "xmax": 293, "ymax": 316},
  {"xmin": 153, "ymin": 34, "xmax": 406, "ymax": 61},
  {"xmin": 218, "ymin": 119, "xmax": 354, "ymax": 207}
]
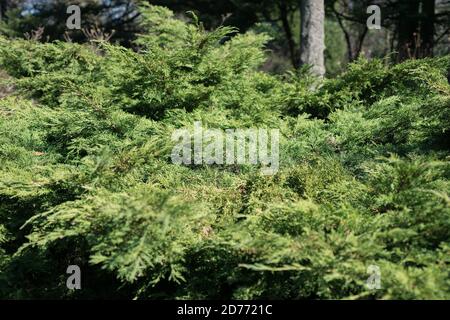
[
  {"xmin": 299, "ymin": 0, "xmax": 325, "ymax": 77},
  {"xmin": 419, "ymin": 0, "xmax": 435, "ymax": 58},
  {"xmin": 397, "ymin": 0, "xmax": 421, "ymax": 61},
  {"xmin": 279, "ymin": 1, "xmax": 299, "ymax": 69},
  {"xmin": 0, "ymin": 1, "xmax": 6, "ymax": 22}
]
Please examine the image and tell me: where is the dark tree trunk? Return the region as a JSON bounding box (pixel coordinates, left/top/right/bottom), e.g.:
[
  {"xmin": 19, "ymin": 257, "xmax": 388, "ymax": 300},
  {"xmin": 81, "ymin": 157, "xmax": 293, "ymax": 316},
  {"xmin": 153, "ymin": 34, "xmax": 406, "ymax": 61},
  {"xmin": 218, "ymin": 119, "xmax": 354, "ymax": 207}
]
[
  {"xmin": 397, "ymin": 0, "xmax": 421, "ymax": 61},
  {"xmin": 354, "ymin": 27, "xmax": 368, "ymax": 61},
  {"xmin": 0, "ymin": 0, "xmax": 7, "ymax": 21},
  {"xmin": 331, "ymin": 1, "xmax": 367, "ymax": 63},
  {"xmin": 397, "ymin": 0, "xmax": 436, "ymax": 61},
  {"xmin": 333, "ymin": 8, "xmax": 353, "ymax": 62},
  {"xmin": 279, "ymin": 1, "xmax": 299, "ymax": 69},
  {"xmin": 420, "ymin": 0, "xmax": 435, "ymax": 58}
]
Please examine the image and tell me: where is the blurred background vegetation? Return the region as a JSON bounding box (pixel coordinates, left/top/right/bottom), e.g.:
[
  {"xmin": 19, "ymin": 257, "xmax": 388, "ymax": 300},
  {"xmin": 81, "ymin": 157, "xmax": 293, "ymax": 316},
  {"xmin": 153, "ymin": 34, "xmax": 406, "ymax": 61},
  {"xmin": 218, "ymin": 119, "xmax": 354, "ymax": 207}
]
[{"xmin": 0, "ymin": 0, "xmax": 449, "ymax": 76}]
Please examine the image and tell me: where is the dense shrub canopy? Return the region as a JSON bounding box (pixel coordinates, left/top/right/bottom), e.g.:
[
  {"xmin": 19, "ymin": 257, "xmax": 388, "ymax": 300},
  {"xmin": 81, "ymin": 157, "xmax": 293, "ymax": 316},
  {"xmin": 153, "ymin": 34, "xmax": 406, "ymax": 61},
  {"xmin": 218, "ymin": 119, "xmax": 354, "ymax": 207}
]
[{"xmin": 0, "ymin": 5, "xmax": 449, "ymax": 299}]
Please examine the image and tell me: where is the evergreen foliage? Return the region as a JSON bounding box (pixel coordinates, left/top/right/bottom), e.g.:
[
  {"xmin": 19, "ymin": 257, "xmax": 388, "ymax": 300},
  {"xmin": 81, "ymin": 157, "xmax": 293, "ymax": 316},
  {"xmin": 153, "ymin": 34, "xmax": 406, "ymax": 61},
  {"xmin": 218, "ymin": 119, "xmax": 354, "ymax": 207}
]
[{"xmin": 0, "ymin": 5, "xmax": 449, "ymax": 299}]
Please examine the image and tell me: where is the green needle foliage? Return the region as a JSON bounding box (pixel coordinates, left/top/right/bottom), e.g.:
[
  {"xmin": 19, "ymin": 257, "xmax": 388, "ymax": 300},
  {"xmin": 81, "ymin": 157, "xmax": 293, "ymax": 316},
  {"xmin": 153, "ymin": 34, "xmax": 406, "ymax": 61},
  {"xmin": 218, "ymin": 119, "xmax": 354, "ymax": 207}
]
[{"xmin": 0, "ymin": 5, "xmax": 449, "ymax": 299}]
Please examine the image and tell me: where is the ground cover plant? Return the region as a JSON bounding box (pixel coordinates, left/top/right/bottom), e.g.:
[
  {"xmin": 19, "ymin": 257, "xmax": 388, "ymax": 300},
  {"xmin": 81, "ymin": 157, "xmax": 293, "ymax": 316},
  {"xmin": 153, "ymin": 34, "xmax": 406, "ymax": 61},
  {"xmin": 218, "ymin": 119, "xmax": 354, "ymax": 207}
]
[{"xmin": 0, "ymin": 5, "xmax": 449, "ymax": 299}]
